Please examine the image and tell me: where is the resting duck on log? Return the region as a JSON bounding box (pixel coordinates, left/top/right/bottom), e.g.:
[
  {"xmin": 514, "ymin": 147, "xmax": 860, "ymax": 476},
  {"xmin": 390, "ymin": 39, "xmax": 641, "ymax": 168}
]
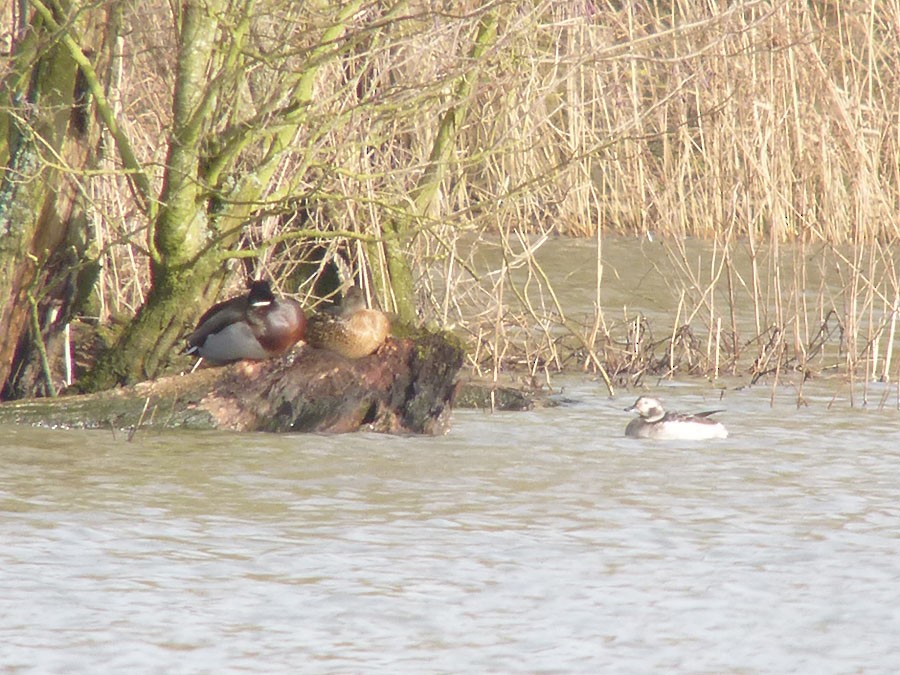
[
  {"xmin": 185, "ymin": 280, "xmax": 306, "ymax": 364},
  {"xmin": 0, "ymin": 283, "xmax": 464, "ymax": 435},
  {"xmin": 305, "ymin": 286, "xmax": 391, "ymax": 359}
]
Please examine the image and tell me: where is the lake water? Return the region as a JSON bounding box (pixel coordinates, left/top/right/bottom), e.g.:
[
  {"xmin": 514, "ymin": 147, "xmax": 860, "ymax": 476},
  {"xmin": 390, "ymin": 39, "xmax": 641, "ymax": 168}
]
[{"xmin": 4, "ymin": 376, "xmax": 900, "ymax": 673}]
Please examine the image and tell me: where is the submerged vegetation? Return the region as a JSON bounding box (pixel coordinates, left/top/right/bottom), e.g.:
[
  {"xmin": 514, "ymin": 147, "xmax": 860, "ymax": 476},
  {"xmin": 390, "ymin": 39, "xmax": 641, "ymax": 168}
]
[{"xmin": 2, "ymin": 1, "xmax": 900, "ymax": 402}]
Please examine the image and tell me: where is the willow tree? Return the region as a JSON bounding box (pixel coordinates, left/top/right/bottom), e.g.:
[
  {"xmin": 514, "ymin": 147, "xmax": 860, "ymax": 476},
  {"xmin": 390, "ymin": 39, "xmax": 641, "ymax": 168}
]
[
  {"xmin": 81, "ymin": 0, "xmax": 379, "ymax": 390},
  {"xmin": 0, "ymin": 0, "xmax": 501, "ymax": 395}
]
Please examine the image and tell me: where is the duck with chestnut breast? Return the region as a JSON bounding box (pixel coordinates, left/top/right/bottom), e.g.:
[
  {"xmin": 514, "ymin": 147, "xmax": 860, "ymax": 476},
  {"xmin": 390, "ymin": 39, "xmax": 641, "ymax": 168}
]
[
  {"xmin": 185, "ymin": 280, "xmax": 306, "ymax": 365},
  {"xmin": 624, "ymin": 396, "xmax": 728, "ymax": 440},
  {"xmin": 305, "ymin": 286, "xmax": 390, "ymax": 359}
]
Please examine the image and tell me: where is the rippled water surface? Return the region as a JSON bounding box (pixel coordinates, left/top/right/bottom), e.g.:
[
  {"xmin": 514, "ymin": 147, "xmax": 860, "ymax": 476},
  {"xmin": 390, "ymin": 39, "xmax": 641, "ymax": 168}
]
[{"xmin": 4, "ymin": 379, "xmax": 900, "ymax": 673}]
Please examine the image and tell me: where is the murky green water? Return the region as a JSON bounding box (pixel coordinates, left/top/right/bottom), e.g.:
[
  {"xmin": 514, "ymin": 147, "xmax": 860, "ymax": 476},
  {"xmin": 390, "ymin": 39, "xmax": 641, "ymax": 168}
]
[{"xmin": 3, "ymin": 376, "xmax": 900, "ymax": 672}]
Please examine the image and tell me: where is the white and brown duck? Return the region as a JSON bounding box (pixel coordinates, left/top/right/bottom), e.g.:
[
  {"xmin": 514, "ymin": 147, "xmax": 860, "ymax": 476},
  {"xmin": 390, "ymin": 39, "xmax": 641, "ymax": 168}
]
[{"xmin": 624, "ymin": 396, "xmax": 728, "ymax": 440}]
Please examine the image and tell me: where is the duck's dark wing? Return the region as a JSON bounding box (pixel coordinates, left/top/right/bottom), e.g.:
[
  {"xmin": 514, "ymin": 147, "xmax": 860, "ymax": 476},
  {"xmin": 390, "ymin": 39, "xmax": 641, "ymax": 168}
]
[
  {"xmin": 691, "ymin": 409, "xmax": 724, "ymax": 419},
  {"xmin": 186, "ymin": 296, "xmax": 248, "ymax": 349},
  {"xmin": 662, "ymin": 410, "xmax": 724, "ymax": 424}
]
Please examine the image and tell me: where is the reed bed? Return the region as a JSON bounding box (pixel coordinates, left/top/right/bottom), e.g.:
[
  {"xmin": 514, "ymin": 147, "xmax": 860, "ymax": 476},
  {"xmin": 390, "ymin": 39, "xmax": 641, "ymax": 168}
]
[
  {"xmin": 411, "ymin": 0, "xmax": 900, "ymax": 396},
  {"xmin": 419, "ymin": 230, "xmax": 900, "ymax": 403},
  {"xmin": 8, "ymin": 1, "xmax": 900, "ymax": 397}
]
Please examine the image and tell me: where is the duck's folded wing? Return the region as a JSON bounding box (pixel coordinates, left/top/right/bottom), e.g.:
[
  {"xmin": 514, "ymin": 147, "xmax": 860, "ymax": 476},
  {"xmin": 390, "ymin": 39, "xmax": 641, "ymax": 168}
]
[
  {"xmin": 693, "ymin": 409, "xmax": 724, "ymax": 418},
  {"xmin": 663, "ymin": 410, "xmax": 724, "ymax": 423},
  {"xmin": 186, "ymin": 297, "xmax": 248, "ymax": 348}
]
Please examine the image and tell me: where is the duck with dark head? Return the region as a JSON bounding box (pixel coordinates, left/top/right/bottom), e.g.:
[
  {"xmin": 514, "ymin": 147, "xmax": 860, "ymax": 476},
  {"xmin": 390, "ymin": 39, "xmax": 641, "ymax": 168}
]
[{"xmin": 185, "ymin": 280, "xmax": 306, "ymax": 365}]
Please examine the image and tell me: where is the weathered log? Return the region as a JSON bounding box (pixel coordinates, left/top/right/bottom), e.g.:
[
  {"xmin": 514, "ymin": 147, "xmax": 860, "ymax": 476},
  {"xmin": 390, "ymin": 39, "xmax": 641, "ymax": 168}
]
[{"xmin": 0, "ymin": 331, "xmax": 465, "ymax": 434}]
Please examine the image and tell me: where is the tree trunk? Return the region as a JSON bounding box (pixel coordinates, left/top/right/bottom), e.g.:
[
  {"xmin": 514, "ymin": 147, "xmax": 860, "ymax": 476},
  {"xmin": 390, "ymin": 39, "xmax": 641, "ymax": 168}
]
[
  {"xmin": 0, "ymin": 331, "xmax": 464, "ymax": 435},
  {"xmin": 82, "ymin": 0, "xmax": 369, "ymax": 391},
  {"xmin": 0, "ymin": 2, "xmax": 109, "ymax": 399},
  {"xmin": 376, "ymin": 12, "xmax": 499, "ymax": 323}
]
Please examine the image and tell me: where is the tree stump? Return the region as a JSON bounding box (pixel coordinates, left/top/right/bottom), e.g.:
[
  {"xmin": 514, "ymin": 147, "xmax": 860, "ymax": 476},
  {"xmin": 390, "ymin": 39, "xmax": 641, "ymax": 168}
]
[{"xmin": 0, "ymin": 331, "xmax": 465, "ymax": 435}]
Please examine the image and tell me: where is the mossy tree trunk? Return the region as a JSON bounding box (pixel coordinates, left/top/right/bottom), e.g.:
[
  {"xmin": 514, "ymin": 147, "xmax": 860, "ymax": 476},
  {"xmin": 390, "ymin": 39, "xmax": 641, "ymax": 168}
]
[
  {"xmin": 80, "ymin": 0, "xmax": 227, "ymax": 389},
  {"xmin": 82, "ymin": 0, "xmax": 368, "ymax": 390},
  {"xmin": 2, "ymin": 1, "xmax": 499, "ymax": 396},
  {"xmin": 0, "ymin": 331, "xmax": 465, "ymax": 435},
  {"xmin": 0, "ymin": 0, "xmax": 115, "ymax": 399}
]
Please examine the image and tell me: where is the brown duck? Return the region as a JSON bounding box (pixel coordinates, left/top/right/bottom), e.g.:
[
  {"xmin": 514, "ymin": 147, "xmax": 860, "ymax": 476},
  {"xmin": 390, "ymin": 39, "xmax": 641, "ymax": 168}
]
[{"xmin": 306, "ymin": 286, "xmax": 390, "ymax": 359}]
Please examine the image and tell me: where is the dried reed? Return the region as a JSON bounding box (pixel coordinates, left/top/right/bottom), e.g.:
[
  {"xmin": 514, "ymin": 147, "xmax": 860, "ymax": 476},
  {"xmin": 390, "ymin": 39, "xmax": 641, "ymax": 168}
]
[{"xmin": 9, "ymin": 2, "xmax": 900, "ymax": 401}]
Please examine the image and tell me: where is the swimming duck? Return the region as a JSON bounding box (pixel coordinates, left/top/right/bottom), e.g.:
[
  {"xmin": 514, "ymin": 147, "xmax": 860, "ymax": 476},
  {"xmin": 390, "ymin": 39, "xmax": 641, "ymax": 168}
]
[
  {"xmin": 305, "ymin": 285, "xmax": 390, "ymax": 359},
  {"xmin": 185, "ymin": 280, "xmax": 306, "ymax": 364},
  {"xmin": 624, "ymin": 396, "xmax": 728, "ymax": 440}
]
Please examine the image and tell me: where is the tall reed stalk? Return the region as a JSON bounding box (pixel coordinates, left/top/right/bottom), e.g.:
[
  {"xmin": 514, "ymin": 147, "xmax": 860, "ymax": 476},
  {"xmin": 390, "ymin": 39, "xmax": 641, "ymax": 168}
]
[{"xmin": 9, "ymin": 2, "xmax": 900, "ymax": 399}]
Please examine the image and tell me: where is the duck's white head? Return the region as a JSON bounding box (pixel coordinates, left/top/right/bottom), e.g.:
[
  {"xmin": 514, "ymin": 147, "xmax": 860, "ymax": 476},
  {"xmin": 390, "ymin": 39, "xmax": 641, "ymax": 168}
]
[{"xmin": 624, "ymin": 396, "xmax": 666, "ymax": 423}]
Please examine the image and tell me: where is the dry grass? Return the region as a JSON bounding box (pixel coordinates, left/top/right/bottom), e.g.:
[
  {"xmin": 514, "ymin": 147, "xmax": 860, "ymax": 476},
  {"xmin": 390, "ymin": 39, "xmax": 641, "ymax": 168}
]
[
  {"xmin": 410, "ymin": 1, "xmax": 900, "ymax": 394},
  {"xmin": 6, "ymin": 1, "xmax": 900, "ymax": 395}
]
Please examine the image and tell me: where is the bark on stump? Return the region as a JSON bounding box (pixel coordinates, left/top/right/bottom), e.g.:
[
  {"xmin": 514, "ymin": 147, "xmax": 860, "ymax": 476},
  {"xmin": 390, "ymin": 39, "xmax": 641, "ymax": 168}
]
[{"xmin": 0, "ymin": 331, "xmax": 464, "ymax": 435}]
